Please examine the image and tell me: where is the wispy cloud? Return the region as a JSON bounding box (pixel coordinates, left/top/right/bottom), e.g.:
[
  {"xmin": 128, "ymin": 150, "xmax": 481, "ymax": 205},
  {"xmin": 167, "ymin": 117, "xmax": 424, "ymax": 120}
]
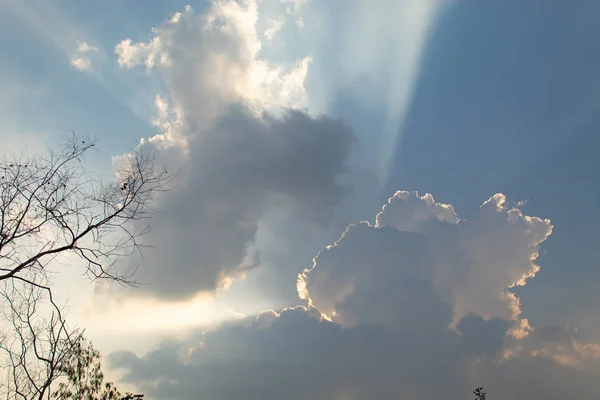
[{"xmin": 264, "ymin": 17, "xmax": 284, "ymax": 41}]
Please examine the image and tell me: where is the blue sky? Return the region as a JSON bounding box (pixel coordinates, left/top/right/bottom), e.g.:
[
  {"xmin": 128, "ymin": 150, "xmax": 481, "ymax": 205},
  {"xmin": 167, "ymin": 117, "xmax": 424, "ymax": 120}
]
[
  {"xmin": 0, "ymin": 0, "xmax": 200, "ymax": 159},
  {"xmin": 387, "ymin": 0, "xmax": 600, "ymax": 340},
  {"xmin": 2, "ymin": 0, "xmax": 600, "ymax": 398}
]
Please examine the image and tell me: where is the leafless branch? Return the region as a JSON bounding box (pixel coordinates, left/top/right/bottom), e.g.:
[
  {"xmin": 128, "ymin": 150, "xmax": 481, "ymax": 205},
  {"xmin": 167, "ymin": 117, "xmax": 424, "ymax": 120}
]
[
  {"xmin": 0, "ymin": 274, "xmax": 81, "ymax": 400},
  {"xmin": 0, "ymin": 134, "xmax": 174, "ymax": 285},
  {"xmin": 0, "ymin": 135, "xmax": 169, "ymax": 399}
]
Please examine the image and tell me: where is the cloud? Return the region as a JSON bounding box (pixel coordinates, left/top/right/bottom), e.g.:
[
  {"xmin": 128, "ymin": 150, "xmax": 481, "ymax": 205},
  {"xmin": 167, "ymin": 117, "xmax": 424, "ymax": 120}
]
[
  {"xmin": 109, "ymin": 306, "xmax": 475, "ymax": 400},
  {"xmin": 264, "ymin": 17, "xmax": 284, "ymax": 41},
  {"xmin": 113, "ymin": 2, "xmax": 354, "ymax": 299},
  {"xmin": 115, "ymin": 3, "xmax": 312, "ymax": 125},
  {"xmin": 108, "ymin": 191, "xmax": 599, "ymax": 399},
  {"xmin": 70, "ymin": 41, "xmax": 99, "ymax": 71},
  {"xmin": 102, "ymin": 3, "xmax": 595, "ymax": 395},
  {"xmin": 298, "ymin": 222, "xmax": 451, "ymax": 331},
  {"xmin": 109, "ymin": 310, "xmax": 600, "ymax": 400},
  {"xmin": 133, "ymin": 106, "xmax": 354, "ymax": 299},
  {"xmin": 300, "ymin": 191, "xmax": 553, "ymax": 337}
]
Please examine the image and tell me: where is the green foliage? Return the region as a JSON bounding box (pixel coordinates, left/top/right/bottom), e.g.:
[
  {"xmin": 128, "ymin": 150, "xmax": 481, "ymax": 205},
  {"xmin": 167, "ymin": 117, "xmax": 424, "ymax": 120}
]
[{"xmin": 52, "ymin": 337, "xmax": 143, "ymax": 400}]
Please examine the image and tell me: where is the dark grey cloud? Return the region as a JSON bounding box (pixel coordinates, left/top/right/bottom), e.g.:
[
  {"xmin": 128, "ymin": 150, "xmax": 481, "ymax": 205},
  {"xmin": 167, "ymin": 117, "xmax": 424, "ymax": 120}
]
[
  {"xmin": 108, "ymin": 191, "xmax": 599, "ymax": 399},
  {"xmin": 133, "ymin": 106, "xmax": 354, "ymax": 299},
  {"xmin": 113, "ymin": 3, "xmax": 357, "ymax": 300},
  {"xmin": 110, "ymin": 307, "xmax": 477, "ymax": 400},
  {"xmin": 110, "ymin": 308, "xmax": 600, "ymax": 400}
]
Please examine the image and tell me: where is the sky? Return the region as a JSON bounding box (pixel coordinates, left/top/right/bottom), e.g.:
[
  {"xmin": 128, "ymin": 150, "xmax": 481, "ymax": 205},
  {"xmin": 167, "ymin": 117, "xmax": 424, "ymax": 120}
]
[{"xmin": 2, "ymin": 0, "xmax": 600, "ymax": 398}]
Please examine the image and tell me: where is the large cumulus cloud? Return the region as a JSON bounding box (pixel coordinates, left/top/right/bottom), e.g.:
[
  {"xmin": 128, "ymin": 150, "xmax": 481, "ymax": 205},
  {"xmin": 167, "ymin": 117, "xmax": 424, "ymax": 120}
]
[
  {"xmin": 300, "ymin": 191, "xmax": 553, "ymax": 337},
  {"xmin": 113, "ymin": 2, "xmax": 355, "ymax": 299},
  {"xmin": 108, "ymin": 192, "xmax": 600, "ymax": 399},
  {"xmin": 298, "ymin": 222, "xmax": 452, "ymax": 332}
]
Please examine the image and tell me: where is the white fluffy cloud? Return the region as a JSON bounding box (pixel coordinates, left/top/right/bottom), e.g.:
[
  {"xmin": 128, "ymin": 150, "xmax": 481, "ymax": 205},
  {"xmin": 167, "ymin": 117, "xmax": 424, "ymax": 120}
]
[
  {"xmin": 115, "ymin": 2, "xmax": 312, "ymax": 131},
  {"xmin": 113, "ymin": 2, "xmax": 354, "ymax": 299},
  {"xmin": 300, "ymin": 191, "xmax": 552, "ymax": 337},
  {"xmin": 109, "ymin": 192, "xmax": 600, "ymax": 399},
  {"xmin": 70, "ymin": 41, "xmax": 99, "ymax": 71}
]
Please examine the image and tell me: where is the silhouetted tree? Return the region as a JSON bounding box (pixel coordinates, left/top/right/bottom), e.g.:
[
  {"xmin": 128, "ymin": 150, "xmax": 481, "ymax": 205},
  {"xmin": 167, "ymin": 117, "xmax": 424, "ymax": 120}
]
[
  {"xmin": 0, "ymin": 135, "xmax": 171, "ymax": 399},
  {"xmin": 52, "ymin": 336, "xmax": 143, "ymax": 400},
  {"xmin": 474, "ymin": 386, "xmax": 487, "ymax": 400},
  {"xmin": 0, "ymin": 135, "xmax": 171, "ymax": 285}
]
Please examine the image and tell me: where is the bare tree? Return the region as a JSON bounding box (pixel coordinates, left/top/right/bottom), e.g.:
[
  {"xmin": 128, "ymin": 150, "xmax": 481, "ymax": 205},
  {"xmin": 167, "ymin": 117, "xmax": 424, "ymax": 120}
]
[
  {"xmin": 0, "ymin": 276, "xmax": 76, "ymax": 399},
  {"xmin": 0, "ymin": 278, "xmax": 144, "ymax": 399},
  {"xmin": 0, "ymin": 134, "xmax": 172, "ymax": 285},
  {"xmin": 0, "ymin": 135, "xmax": 171, "ymax": 399}
]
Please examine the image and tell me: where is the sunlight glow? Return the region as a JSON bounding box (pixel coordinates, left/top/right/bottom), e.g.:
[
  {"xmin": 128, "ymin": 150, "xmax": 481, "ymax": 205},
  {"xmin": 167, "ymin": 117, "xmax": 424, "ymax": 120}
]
[{"xmin": 83, "ymin": 292, "xmax": 228, "ymax": 334}]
